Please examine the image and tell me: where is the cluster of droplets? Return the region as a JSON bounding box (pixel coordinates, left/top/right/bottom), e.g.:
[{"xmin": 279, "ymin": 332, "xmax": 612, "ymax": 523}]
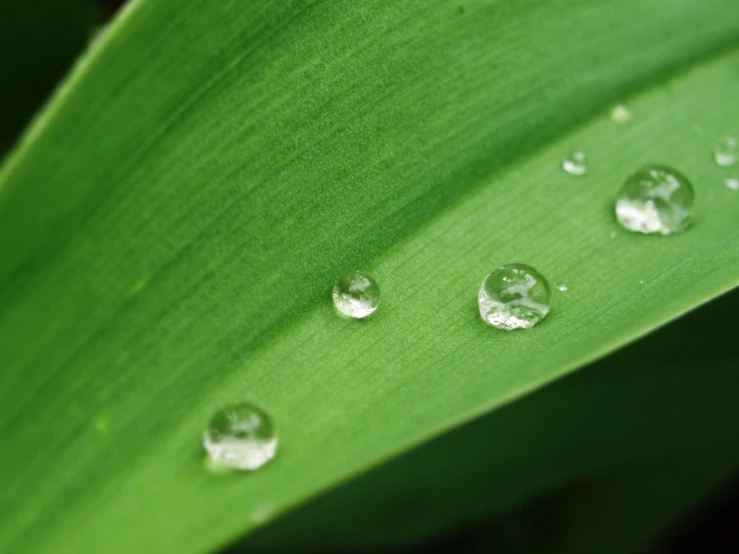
[
  {"xmin": 562, "ymin": 106, "xmax": 736, "ymax": 234},
  {"xmin": 203, "ymin": 105, "xmax": 735, "ymax": 473}
]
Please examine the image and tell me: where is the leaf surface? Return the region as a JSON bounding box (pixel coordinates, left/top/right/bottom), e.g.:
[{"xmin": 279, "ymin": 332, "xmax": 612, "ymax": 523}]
[
  {"xmin": 244, "ymin": 292, "xmax": 739, "ymax": 549},
  {"xmin": 0, "ymin": 1, "xmax": 738, "ymax": 553}
]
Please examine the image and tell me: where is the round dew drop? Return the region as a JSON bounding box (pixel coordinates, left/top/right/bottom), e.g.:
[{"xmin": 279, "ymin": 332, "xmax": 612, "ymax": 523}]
[
  {"xmin": 478, "ymin": 263, "xmax": 551, "ymax": 330},
  {"xmin": 615, "ymin": 165, "xmax": 694, "ymax": 235},
  {"xmin": 725, "ymin": 176, "xmax": 739, "ymax": 191},
  {"xmin": 562, "ymin": 150, "xmax": 587, "ymax": 176},
  {"xmin": 332, "ymin": 270, "xmax": 380, "ymax": 319},
  {"xmin": 714, "ymin": 136, "xmax": 737, "ymax": 167},
  {"xmin": 610, "ymin": 104, "xmax": 632, "ymax": 124},
  {"xmin": 203, "ymin": 403, "xmax": 278, "ymax": 471}
]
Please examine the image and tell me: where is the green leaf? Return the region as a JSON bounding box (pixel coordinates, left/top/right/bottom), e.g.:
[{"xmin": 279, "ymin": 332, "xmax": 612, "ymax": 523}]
[
  {"xmin": 0, "ymin": 0, "xmax": 93, "ymax": 156},
  {"xmin": 244, "ymin": 292, "xmax": 739, "ymax": 549},
  {"xmin": 1, "ymin": 1, "xmax": 738, "ymax": 554}
]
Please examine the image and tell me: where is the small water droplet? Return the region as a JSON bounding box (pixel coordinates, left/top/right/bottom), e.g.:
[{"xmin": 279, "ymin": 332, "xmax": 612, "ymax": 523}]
[
  {"xmin": 714, "ymin": 137, "xmax": 737, "ymax": 167},
  {"xmin": 332, "ymin": 270, "xmax": 380, "ymax": 319},
  {"xmin": 556, "ymin": 283, "xmax": 568, "ymax": 292},
  {"xmin": 478, "ymin": 264, "xmax": 551, "ymax": 330},
  {"xmin": 615, "ymin": 165, "xmax": 694, "ymax": 235},
  {"xmin": 562, "ymin": 150, "xmax": 587, "ymax": 176},
  {"xmin": 610, "ymin": 104, "xmax": 632, "ymax": 123},
  {"xmin": 203, "ymin": 403, "xmax": 277, "ymax": 471},
  {"xmin": 725, "ymin": 176, "xmax": 739, "ymax": 190}
]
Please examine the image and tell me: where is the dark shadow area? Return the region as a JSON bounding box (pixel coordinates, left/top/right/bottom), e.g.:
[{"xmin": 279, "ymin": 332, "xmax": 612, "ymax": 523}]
[
  {"xmin": 96, "ymin": 0, "xmax": 128, "ymax": 22},
  {"xmin": 0, "ymin": 1, "xmax": 95, "ymax": 157},
  {"xmin": 655, "ymin": 478, "xmax": 739, "ymax": 554}
]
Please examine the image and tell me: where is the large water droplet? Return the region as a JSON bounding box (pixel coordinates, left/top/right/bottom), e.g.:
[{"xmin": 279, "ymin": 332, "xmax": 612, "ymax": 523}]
[
  {"xmin": 332, "ymin": 270, "xmax": 380, "ymax": 319},
  {"xmin": 478, "ymin": 264, "xmax": 551, "ymax": 330},
  {"xmin": 714, "ymin": 136, "xmax": 737, "ymax": 167},
  {"xmin": 203, "ymin": 403, "xmax": 277, "ymax": 471},
  {"xmin": 726, "ymin": 176, "xmax": 739, "ymax": 191},
  {"xmin": 615, "ymin": 165, "xmax": 694, "ymax": 235},
  {"xmin": 562, "ymin": 150, "xmax": 587, "ymax": 176},
  {"xmin": 610, "ymin": 104, "xmax": 632, "ymax": 124}
]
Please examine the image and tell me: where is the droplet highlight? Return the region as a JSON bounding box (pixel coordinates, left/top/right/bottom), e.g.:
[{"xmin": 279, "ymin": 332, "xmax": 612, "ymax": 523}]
[
  {"xmin": 713, "ymin": 136, "xmax": 737, "ymax": 167},
  {"xmin": 726, "ymin": 176, "xmax": 739, "ymax": 191},
  {"xmin": 203, "ymin": 403, "xmax": 277, "ymax": 471},
  {"xmin": 562, "ymin": 150, "xmax": 587, "ymax": 176},
  {"xmin": 332, "ymin": 270, "xmax": 380, "ymax": 319},
  {"xmin": 556, "ymin": 283, "xmax": 568, "ymax": 292},
  {"xmin": 478, "ymin": 264, "xmax": 551, "ymax": 330},
  {"xmin": 610, "ymin": 104, "xmax": 632, "ymax": 124},
  {"xmin": 615, "ymin": 165, "xmax": 694, "ymax": 235}
]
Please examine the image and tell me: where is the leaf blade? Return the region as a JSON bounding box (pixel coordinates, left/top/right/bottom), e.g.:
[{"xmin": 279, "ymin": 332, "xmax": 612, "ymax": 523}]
[{"xmin": 1, "ymin": 1, "xmax": 738, "ymax": 553}]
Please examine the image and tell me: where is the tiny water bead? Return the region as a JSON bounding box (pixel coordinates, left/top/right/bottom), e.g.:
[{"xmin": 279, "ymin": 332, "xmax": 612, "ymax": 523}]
[
  {"xmin": 556, "ymin": 283, "xmax": 568, "ymax": 292},
  {"xmin": 615, "ymin": 165, "xmax": 694, "ymax": 235},
  {"xmin": 726, "ymin": 176, "xmax": 739, "ymax": 191},
  {"xmin": 203, "ymin": 403, "xmax": 278, "ymax": 471},
  {"xmin": 332, "ymin": 270, "xmax": 380, "ymax": 319},
  {"xmin": 713, "ymin": 136, "xmax": 737, "ymax": 167},
  {"xmin": 562, "ymin": 150, "xmax": 587, "ymax": 176},
  {"xmin": 610, "ymin": 104, "xmax": 632, "ymax": 124},
  {"xmin": 478, "ymin": 264, "xmax": 551, "ymax": 330}
]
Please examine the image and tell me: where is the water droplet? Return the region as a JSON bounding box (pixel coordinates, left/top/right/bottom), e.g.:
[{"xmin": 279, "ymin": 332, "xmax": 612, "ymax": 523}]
[
  {"xmin": 556, "ymin": 283, "xmax": 568, "ymax": 292},
  {"xmin": 714, "ymin": 136, "xmax": 737, "ymax": 167},
  {"xmin": 203, "ymin": 403, "xmax": 277, "ymax": 471},
  {"xmin": 615, "ymin": 165, "xmax": 694, "ymax": 235},
  {"xmin": 610, "ymin": 104, "xmax": 631, "ymax": 124},
  {"xmin": 478, "ymin": 264, "xmax": 551, "ymax": 330},
  {"xmin": 332, "ymin": 270, "xmax": 380, "ymax": 319},
  {"xmin": 725, "ymin": 176, "xmax": 739, "ymax": 191},
  {"xmin": 562, "ymin": 150, "xmax": 587, "ymax": 176}
]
